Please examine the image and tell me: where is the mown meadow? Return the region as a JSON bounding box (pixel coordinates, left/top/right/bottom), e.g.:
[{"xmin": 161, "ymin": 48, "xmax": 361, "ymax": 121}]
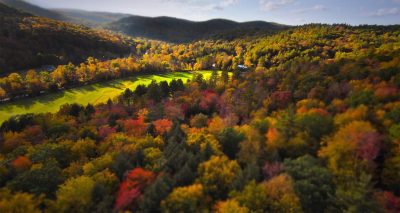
[{"xmin": 0, "ymin": 71, "xmax": 215, "ymax": 124}]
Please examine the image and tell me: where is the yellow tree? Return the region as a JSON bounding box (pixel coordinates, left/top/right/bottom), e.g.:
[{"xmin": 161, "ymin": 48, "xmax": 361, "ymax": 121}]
[
  {"xmin": 161, "ymin": 184, "xmax": 207, "ymax": 213},
  {"xmin": 0, "ymin": 87, "xmax": 6, "ymax": 99},
  {"xmin": 263, "ymin": 174, "xmax": 303, "ymax": 213},
  {"xmin": 214, "ymin": 199, "xmax": 250, "ymax": 213},
  {"xmin": 197, "ymin": 155, "xmax": 241, "ymax": 198},
  {"xmin": 55, "ymin": 176, "xmax": 96, "ymax": 213},
  {"xmin": 0, "ymin": 189, "xmax": 42, "ymax": 213},
  {"xmin": 187, "ymin": 131, "xmax": 221, "ymax": 154},
  {"xmin": 319, "ymin": 121, "xmax": 383, "ymax": 212},
  {"xmin": 319, "ymin": 121, "xmax": 381, "ymax": 179}
]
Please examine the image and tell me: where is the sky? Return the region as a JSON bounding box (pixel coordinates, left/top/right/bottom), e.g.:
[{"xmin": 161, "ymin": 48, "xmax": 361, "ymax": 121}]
[{"xmin": 26, "ymin": 0, "xmax": 400, "ymax": 25}]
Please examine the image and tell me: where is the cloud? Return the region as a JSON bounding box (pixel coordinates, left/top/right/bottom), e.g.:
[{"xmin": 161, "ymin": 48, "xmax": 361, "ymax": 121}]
[
  {"xmin": 312, "ymin": 5, "xmax": 327, "ymax": 11},
  {"xmin": 211, "ymin": 0, "xmax": 239, "ymax": 10},
  {"xmin": 259, "ymin": 0, "xmax": 295, "ymax": 11},
  {"xmin": 164, "ymin": 0, "xmax": 238, "ymax": 11},
  {"xmin": 220, "ymin": 0, "xmax": 239, "ymax": 7},
  {"xmin": 295, "ymin": 4, "xmax": 327, "ymax": 13},
  {"xmin": 369, "ymin": 8, "xmax": 400, "ymax": 16}
]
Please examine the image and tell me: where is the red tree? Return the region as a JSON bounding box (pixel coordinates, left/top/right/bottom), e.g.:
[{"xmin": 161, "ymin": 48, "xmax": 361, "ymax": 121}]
[
  {"xmin": 98, "ymin": 126, "xmax": 116, "ymax": 139},
  {"xmin": 199, "ymin": 90, "xmax": 220, "ymax": 111},
  {"xmin": 115, "ymin": 168, "xmax": 155, "ymax": 211},
  {"xmin": 375, "ymin": 191, "xmax": 400, "ymax": 213},
  {"xmin": 263, "ymin": 161, "xmax": 283, "ymax": 180},
  {"xmin": 153, "ymin": 119, "xmax": 173, "ymax": 135},
  {"xmin": 123, "ymin": 116, "xmax": 148, "ymax": 136},
  {"xmin": 11, "ymin": 156, "xmax": 32, "ymax": 172},
  {"xmin": 270, "ymin": 91, "xmax": 292, "ymax": 109},
  {"xmin": 356, "ymin": 132, "xmax": 382, "ymax": 163}
]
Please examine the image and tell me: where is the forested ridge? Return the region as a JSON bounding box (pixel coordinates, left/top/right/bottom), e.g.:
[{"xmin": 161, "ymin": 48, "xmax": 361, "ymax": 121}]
[
  {"xmin": 0, "ymin": 0, "xmax": 69, "ymax": 22},
  {"xmin": 0, "ymin": 3, "xmax": 133, "ymax": 73},
  {"xmin": 104, "ymin": 16, "xmax": 287, "ymax": 43},
  {"xmin": 0, "ymin": 0, "xmax": 287, "ymax": 43},
  {"xmin": 0, "ymin": 3, "xmax": 400, "ymax": 212},
  {"xmin": 0, "ymin": 0, "xmax": 131, "ymax": 27}
]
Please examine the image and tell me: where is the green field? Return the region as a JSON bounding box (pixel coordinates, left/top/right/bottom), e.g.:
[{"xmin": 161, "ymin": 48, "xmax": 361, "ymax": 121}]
[{"xmin": 0, "ymin": 71, "xmax": 215, "ymax": 124}]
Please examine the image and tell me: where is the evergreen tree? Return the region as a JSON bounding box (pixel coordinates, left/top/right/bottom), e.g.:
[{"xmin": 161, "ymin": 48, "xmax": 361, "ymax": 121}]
[{"xmin": 139, "ymin": 175, "xmax": 174, "ymax": 213}]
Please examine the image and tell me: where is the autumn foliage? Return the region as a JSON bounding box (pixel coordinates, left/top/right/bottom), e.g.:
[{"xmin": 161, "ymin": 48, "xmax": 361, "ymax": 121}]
[
  {"xmin": 153, "ymin": 119, "xmax": 173, "ymax": 135},
  {"xmin": 11, "ymin": 156, "xmax": 32, "ymax": 172},
  {"xmin": 0, "ymin": 23, "xmax": 399, "ymax": 213},
  {"xmin": 115, "ymin": 168, "xmax": 155, "ymax": 211}
]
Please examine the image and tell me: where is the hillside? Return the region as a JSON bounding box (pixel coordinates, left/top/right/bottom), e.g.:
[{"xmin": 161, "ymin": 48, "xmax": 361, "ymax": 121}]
[
  {"xmin": 0, "ymin": 0, "xmax": 69, "ymax": 21},
  {"xmin": 0, "ymin": 0, "xmax": 287, "ymax": 42},
  {"xmin": 0, "ymin": 0, "xmax": 131, "ymax": 27},
  {"xmin": 53, "ymin": 9, "xmax": 131, "ymax": 27},
  {"xmin": 0, "ymin": 3, "xmax": 133, "ymax": 73},
  {"xmin": 105, "ymin": 15, "xmax": 288, "ymax": 42}
]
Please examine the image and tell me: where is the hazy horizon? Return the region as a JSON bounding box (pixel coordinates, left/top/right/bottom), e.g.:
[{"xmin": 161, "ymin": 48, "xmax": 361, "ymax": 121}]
[{"xmin": 24, "ymin": 0, "xmax": 400, "ymax": 25}]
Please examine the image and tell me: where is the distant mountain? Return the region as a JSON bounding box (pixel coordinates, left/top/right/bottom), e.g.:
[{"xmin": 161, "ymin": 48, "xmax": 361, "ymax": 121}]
[
  {"xmin": 0, "ymin": 0, "xmax": 69, "ymax": 21},
  {"xmin": 1, "ymin": 0, "xmax": 287, "ymax": 43},
  {"xmin": 0, "ymin": 0, "xmax": 129, "ymax": 27},
  {"xmin": 53, "ymin": 9, "xmax": 131, "ymax": 27},
  {"xmin": 104, "ymin": 15, "xmax": 288, "ymax": 43},
  {"xmin": 0, "ymin": 3, "xmax": 132, "ymax": 73}
]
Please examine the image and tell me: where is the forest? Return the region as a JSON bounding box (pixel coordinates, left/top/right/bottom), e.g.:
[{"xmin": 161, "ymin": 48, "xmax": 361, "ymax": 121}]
[
  {"xmin": 1, "ymin": 24, "xmax": 399, "ymax": 101},
  {"xmin": 1, "ymin": 0, "xmax": 400, "ymax": 212},
  {"xmin": 0, "ymin": 22, "xmax": 399, "ymax": 212},
  {"xmin": 0, "ymin": 3, "xmax": 133, "ymax": 73}
]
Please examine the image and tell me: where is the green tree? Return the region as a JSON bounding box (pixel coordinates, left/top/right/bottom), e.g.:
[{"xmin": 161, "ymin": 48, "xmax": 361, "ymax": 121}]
[
  {"xmin": 8, "ymin": 159, "xmax": 63, "ymax": 197},
  {"xmin": 147, "ymin": 81, "xmax": 162, "ymax": 102},
  {"xmin": 284, "ymin": 155, "xmax": 335, "ymax": 213},
  {"xmin": 346, "ymin": 90, "xmax": 376, "ymax": 107},
  {"xmin": 209, "ymin": 69, "xmax": 219, "ymax": 87},
  {"xmin": 217, "ymin": 127, "xmax": 245, "ymax": 159},
  {"xmin": 222, "ymin": 70, "xmax": 229, "ymax": 84},
  {"xmin": 334, "ymin": 173, "xmax": 382, "ymax": 213},
  {"xmin": 231, "ymin": 181, "xmax": 268, "ymax": 213},
  {"xmin": 296, "ymin": 113, "xmax": 333, "ymax": 144},
  {"xmin": 139, "ymin": 175, "xmax": 174, "ymax": 213}
]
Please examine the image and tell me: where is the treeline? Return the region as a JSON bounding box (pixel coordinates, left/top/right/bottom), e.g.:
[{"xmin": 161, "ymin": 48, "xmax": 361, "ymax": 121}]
[
  {"xmin": 0, "ymin": 57, "xmax": 170, "ymax": 101},
  {"xmin": 105, "ymin": 15, "xmax": 286, "ymax": 43},
  {"xmin": 133, "ymin": 24, "xmax": 400, "ymax": 71}
]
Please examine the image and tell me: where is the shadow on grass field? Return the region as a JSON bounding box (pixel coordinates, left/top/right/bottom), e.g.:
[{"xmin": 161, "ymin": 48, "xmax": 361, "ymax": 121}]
[{"xmin": 0, "ymin": 71, "xmax": 216, "ymax": 124}]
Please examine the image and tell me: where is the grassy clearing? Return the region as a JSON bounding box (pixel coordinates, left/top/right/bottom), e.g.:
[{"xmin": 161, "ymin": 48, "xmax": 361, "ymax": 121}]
[{"xmin": 0, "ymin": 71, "xmax": 215, "ymax": 124}]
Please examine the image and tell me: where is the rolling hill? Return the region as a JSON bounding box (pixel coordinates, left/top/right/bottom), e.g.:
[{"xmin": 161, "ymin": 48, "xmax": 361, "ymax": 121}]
[
  {"xmin": 104, "ymin": 16, "xmax": 288, "ymax": 43},
  {"xmin": 0, "ymin": 0, "xmax": 129, "ymax": 27},
  {"xmin": 0, "ymin": 0, "xmax": 69, "ymax": 21},
  {"xmin": 0, "ymin": 3, "xmax": 133, "ymax": 73},
  {"xmin": 53, "ymin": 9, "xmax": 131, "ymax": 27},
  {"xmin": 1, "ymin": 0, "xmax": 288, "ymax": 43}
]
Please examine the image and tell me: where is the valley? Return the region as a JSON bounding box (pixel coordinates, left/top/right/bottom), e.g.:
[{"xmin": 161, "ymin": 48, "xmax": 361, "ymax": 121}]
[
  {"xmin": 0, "ymin": 1, "xmax": 399, "ymax": 213},
  {"xmin": 0, "ymin": 71, "xmax": 215, "ymax": 124}
]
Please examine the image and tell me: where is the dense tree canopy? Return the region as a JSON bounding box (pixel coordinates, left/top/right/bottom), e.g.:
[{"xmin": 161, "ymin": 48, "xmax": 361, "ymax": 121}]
[{"xmin": 0, "ymin": 21, "xmax": 400, "ymax": 213}]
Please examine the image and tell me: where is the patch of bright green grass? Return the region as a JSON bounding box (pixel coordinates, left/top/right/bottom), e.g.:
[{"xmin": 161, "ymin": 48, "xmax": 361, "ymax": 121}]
[{"xmin": 0, "ymin": 71, "xmax": 216, "ymax": 124}]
